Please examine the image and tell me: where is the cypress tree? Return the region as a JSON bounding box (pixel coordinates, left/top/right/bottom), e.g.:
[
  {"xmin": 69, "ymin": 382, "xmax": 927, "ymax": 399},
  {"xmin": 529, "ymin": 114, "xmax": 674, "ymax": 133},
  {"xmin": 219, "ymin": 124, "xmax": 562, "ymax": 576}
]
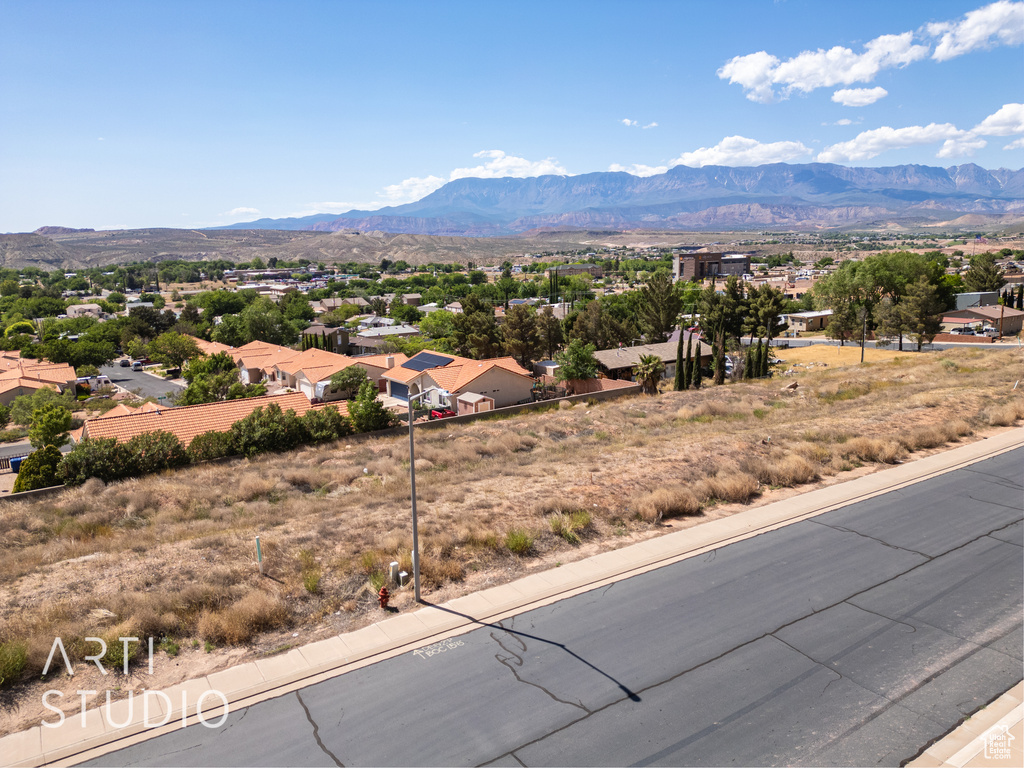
[
  {"xmin": 692, "ymin": 341, "xmax": 702, "ymax": 389},
  {"xmin": 756, "ymin": 340, "xmax": 765, "ymax": 378},
  {"xmin": 744, "ymin": 346, "xmax": 753, "ymax": 379},
  {"xmin": 761, "ymin": 339, "xmax": 770, "ymax": 378},
  {"xmin": 683, "ymin": 336, "xmax": 692, "ymax": 389},
  {"xmin": 674, "ymin": 333, "xmax": 685, "ymax": 391},
  {"xmin": 1017, "ymin": 285, "xmax": 1023, "ymax": 310}
]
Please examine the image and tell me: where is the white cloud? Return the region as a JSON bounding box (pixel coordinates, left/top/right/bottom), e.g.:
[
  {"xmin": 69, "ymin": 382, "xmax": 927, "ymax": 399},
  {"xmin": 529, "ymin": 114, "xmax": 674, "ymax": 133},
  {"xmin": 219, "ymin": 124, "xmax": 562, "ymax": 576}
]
[
  {"xmin": 836, "ymin": 118, "xmax": 853, "ymax": 126},
  {"xmin": 622, "ymin": 118, "xmax": 638, "ymax": 127},
  {"xmin": 223, "ymin": 207, "xmax": 261, "ymax": 218},
  {"xmin": 927, "ymin": 0, "xmax": 1024, "ymax": 61},
  {"xmin": 972, "ymin": 102, "xmax": 1024, "ymax": 135},
  {"xmin": 817, "ymin": 102, "xmax": 1024, "ymax": 162},
  {"xmin": 817, "ymin": 123, "xmax": 965, "ymax": 162},
  {"xmin": 642, "ymin": 122, "xmax": 659, "ymax": 129},
  {"xmin": 720, "ymin": 3, "xmax": 1023, "ymax": 103},
  {"xmin": 832, "ymin": 87, "xmax": 888, "ymax": 107},
  {"xmin": 672, "ymin": 135, "xmax": 813, "ymax": 167},
  {"xmin": 448, "ymin": 149, "xmax": 569, "ymax": 181},
  {"xmin": 380, "ymin": 176, "xmax": 448, "ymax": 204},
  {"xmin": 717, "ymin": 50, "xmax": 782, "ymax": 103},
  {"xmin": 719, "ymin": 33, "xmax": 927, "ymax": 103},
  {"xmin": 382, "ymin": 150, "xmax": 571, "ymax": 205},
  {"xmin": 938, "ymin": 136, "xmax": 988, "ymax": 157},
  {"xmin": 1005, "ymin": 137, "xmax": 1024, "ymax": 149},
  {"xmin": 608, "ymin": 163, "xmax": 669, "ymax": 177}
]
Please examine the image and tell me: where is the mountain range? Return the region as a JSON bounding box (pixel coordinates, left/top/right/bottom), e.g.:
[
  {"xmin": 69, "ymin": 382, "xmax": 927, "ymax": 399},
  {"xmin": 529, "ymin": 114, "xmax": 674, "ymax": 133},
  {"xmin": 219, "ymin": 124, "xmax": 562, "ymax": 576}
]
[{"xmin": 218, "ymin": 163, "xmax": 1024, "ymax": 236}]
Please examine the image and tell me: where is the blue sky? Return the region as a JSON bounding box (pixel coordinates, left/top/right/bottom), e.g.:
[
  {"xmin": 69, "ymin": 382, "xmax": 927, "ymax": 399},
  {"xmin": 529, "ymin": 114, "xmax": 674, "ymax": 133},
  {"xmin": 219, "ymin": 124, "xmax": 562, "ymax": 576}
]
[{"xmin": 1, "ymin": 0, "xmax": 1022, "ymax": 232}]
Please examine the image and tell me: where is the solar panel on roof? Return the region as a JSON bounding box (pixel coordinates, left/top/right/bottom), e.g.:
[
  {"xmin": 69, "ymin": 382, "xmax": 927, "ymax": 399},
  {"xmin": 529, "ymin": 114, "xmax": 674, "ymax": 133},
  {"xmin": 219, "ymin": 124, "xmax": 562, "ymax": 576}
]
[{"xmin": 401, "ymin": 352, "xmax": 454, "ymax": 372}]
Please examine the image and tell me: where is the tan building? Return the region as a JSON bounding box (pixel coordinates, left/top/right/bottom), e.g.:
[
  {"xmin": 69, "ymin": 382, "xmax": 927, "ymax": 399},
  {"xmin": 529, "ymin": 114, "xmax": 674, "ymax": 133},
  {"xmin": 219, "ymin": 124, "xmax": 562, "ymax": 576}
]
[{"xmin": 381, "ymin": 351, "xmax": 534, "ymax": 410}]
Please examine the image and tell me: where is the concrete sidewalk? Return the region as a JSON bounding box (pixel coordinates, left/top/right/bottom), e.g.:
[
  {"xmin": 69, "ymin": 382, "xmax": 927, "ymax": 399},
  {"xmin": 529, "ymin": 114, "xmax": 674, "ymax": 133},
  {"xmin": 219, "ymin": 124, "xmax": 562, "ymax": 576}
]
[{"xmin": 3, "ymin": 427, "xmax": 1022, "ymax": 767}]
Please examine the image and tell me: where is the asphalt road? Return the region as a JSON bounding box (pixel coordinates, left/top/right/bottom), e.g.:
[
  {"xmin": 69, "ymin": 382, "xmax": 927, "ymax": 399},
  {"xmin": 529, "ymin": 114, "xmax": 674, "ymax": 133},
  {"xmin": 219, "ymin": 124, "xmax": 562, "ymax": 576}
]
[
  {"xmin": 84, "ymin": 448, "xmax": 1023, "ymax": 767},
  {"xmin": 99, "ymin": 363, "xmax": 185, "ymax": 401}
]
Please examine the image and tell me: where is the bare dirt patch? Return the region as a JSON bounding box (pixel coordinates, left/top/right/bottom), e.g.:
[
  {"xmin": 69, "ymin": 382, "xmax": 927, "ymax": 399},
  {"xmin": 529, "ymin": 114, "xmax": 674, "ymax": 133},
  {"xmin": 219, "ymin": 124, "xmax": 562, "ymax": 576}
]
[{"xmin": 1, "ymin": 345, "xmax": 1022, "ymax": 736}]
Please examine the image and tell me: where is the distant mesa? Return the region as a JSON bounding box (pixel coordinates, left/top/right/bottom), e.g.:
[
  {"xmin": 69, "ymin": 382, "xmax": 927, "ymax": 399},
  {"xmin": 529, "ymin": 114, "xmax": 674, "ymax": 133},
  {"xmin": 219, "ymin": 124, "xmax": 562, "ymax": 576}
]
[{"xmin": 34, "ymin": 226, "xmax": 95, "ymax": 235}]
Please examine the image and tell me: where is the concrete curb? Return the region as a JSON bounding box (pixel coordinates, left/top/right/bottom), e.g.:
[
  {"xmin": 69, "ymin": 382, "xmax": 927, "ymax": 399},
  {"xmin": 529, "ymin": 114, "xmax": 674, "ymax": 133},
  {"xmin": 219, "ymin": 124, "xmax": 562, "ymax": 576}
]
[
  {"xmin": 908, "ymin": 683, "xmax": 1023, "ymax": 767},
  {"xmin": 3, "ymin": 427, "xmax": 1022, "ymax": 767}
]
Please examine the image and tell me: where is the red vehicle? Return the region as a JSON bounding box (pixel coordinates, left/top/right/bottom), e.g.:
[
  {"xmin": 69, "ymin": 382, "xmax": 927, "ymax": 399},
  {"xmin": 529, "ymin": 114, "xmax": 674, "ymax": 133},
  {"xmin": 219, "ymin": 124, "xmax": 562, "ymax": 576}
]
[{"xmin": 430, "ymin": 408, "xmax": 456, "ymax": 420}]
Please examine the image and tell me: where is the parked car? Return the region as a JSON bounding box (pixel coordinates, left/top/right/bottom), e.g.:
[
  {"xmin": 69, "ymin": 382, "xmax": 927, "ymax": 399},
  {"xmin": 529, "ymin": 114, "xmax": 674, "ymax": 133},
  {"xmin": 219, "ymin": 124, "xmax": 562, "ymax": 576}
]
[
  {"xmin": 980, "ymin": 327, "xmax": 1000, "ymax": 337},
  {"xmin": 430, "ymin": 408, "xmax": 457, "ymax": 420},
  {"xmin": 119, "ymin": 358, "xmax": 131, "ymax": 367},
  {"xmin": 131, "ymin": 361, "xmax": 144, "ymax": 371},
  {"xmin": 949, "ymin": 327, "xmax": 975, "ymax": 335}
]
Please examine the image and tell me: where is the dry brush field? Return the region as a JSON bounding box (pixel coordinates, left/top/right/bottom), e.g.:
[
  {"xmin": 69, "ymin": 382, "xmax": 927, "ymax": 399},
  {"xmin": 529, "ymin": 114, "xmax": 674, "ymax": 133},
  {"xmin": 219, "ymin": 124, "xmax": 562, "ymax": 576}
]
[{"xmin": 0, "ymin": 344, "xmax": 1022, "ymax": 732}]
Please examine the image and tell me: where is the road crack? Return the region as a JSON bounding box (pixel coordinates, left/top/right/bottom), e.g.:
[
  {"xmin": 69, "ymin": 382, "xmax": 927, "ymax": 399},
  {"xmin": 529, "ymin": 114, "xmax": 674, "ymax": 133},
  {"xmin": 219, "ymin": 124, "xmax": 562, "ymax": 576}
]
[{"xmin": 295, "ymin": 691, "xmax": 344, "ymax": 767}]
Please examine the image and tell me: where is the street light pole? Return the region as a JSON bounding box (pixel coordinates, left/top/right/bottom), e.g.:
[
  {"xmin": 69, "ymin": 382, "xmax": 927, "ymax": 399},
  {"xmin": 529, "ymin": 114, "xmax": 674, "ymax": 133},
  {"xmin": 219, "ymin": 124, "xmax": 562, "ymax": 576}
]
[{"xmin": 406, "ymin": 387, "xmax": 449, "ymax": 602}]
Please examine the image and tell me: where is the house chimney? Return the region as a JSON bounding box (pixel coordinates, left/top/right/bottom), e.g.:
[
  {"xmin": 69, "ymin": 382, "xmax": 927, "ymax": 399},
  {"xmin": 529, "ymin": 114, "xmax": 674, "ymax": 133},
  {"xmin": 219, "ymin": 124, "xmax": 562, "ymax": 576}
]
[{"xmin": 385, "ymin": 355, "xmax": 395, "ymax": 369}]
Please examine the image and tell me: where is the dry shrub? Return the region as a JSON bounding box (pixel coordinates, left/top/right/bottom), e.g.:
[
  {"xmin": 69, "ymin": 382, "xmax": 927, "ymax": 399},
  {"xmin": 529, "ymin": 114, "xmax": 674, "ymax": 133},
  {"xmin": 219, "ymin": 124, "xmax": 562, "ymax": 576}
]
[
  {"xmin": 900, "ymin": 425, "xmax": 950, "ymax": 451},
  {"xmin": 791, "ymin": 441, "xmax": 834, "ymax": 465},
  {"xmin": 947, "ymin": 419, "xmax": 973, "ymax": 438},
  {"xmin": 695, "ymin": 471, "xmax": 760, "ymax": 504},
  {"xmin": 763, "ymin": 453, "xmax": 819, "ymax": 487},
  {"xmin": 634, "ymin": 485, "xmax": 702, "ymax": 522},
  {"xmin": 367, "ymin": 457, "xmax": 401, "ymax": 477},
  {"xmin": 548, "ymin": 510, "xmax": 593, "ymax": 544},
  {"xmin": 237, "ymin": 475, "xmax": 276, "ymax": 501},
  {"xmin": 444, "ymin": 441, "xmax": 482, "ymax": 466},
  {"xmin": 419, "ymin": 556, "xmax": 465, "ymax": 587},
  {"xmin": 983, "ymin": 401, "xmax": 1024, "ymax": 427},
  {"xmin": 843, "ymin": 437, "xmax": 907, "ymax": 464},
  {"xmin": 197, "ymin": 591, "xmax": 290, "ymax": 645}
]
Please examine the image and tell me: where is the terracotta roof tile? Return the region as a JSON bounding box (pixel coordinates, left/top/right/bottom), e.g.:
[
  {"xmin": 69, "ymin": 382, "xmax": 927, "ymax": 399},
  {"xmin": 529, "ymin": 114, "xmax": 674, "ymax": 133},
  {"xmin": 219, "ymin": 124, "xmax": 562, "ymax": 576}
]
[{"xmin": 82, "ymin": 392, "xmax": 315, "ymax": 447}]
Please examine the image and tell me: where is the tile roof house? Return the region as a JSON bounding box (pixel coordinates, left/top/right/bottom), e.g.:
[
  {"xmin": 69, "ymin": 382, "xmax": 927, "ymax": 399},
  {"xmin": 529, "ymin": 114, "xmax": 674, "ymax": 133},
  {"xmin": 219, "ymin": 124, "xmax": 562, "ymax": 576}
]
[
  {"xmin": 81, "ymin": 392, "xmax": 349, "ymax": 447},
  {"xmin": 188, "ymin": 337, "xmax": 234, "ymax": 356},
  {"xmin": 381, "ymin": 350, "xmax": 534, "ymax": 409},
  {"xmin": 0, "ymin": 353, "xmax": 78, "ymax": 405},
  {"xmin": 943, "ymin": 306, "xmax": 1024, "ymax": 335},
  {"xmin": 229, "ymin": 341, "xmax": 300, "ymax": 384},
  {"xmin": 298, "ymin": 352, "xmax": 409, "ymax": 402}
]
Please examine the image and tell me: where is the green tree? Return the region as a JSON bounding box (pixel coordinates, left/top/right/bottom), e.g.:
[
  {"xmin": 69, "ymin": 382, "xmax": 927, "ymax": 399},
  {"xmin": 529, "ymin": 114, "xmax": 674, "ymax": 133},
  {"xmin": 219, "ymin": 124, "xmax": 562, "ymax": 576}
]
[
  {"xmin": 348, "ymin": 380, "xmax": 398, "ymax": 433},
  {"xmin": 962, "ymin": 252, "xmax": 1006, "ymax": 293},
  {"xmin": 899, "ymin": 275, "xmax": 945, "ymax": 351},
  {"xmin": 568, "ymin": 300, "xmax": 634, "ymax": 350},
  {"xmin": 636, "ymin": 272, "xmax": 682, "ymax": 343},
  {"xmin": 124, "ymin": 431, "xmax": 189, "ymax": 475},
  {"xmin": 674, "ymin": 334, "xmax": 686, "ymax": 391},
  {"xmin": 28, "ymin": 403, "xmax": 72, "ymax": 449},
  {"xmin": 329, "ymin": 365, "xmax": 369, "ymax": 400},
  {"xmin": 419, "ymin": 309, "xmax": 457, "ymax": 340},
  {"xmin": 148, "ymin": 332, "xmax": 202, "ymax": 370},
  {"xmin": 57, "ymin": 437, "xmax": 130, "ymax": 485},
  {"xmin": 745, "ymin": 284, "xmax": 789, "ymax": 345},
  {"xmin": 633, "ymin": 354, "xmax": 665, "ymax": 395},
  {"xmin": 554, "ymin": 339, "xmax": 598, "ymax": 394},
  {"xmin": 696, "ymin": 283, "xmax": 741, "ymax": 386},
  {"xmin": 692, "ymin": 341, "xmax": 703, "ymax": 389},
  {"xmin": 230, "ymin": 403, "xmax": 307, "ymax": 458},
  {"xmin": 42, "ymin": 338, "xmax": 117, "ymax": 369},
  {"xmin": 451, "ymin": 295, "xmax": 502, "ymax": 359},
  {"xmin": 10, "ymin": 387, "xmax": 75, "ymax": 427},
  {"xmin": 12, "ymin": 445, "xmax": 63, "ymax": 492},
  {"xmin": 178, "ymin": 351, "xmax": 266, "ymax": 405},
  {"xmin": 502, "ymin": 304, "xmax": 541, "ymax": 369},
  {"xmin": 537, "ymin": 305, "xmax": 564, "ymax": 359}
]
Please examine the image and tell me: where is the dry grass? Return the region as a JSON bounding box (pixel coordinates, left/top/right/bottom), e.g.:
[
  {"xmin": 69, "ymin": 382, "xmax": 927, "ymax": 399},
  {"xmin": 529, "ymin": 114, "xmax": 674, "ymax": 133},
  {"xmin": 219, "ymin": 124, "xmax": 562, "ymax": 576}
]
[{"xmin": 0, "ymin": 345, "xmax": 1022, "ymax": 699}]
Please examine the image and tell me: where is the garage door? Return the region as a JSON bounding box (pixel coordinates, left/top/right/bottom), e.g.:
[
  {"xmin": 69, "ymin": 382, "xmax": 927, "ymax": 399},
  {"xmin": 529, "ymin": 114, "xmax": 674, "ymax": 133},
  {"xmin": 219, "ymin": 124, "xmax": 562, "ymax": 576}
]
[{"xmin": 390, "ymin": 382, "xmax": 408, "ymax": 400}]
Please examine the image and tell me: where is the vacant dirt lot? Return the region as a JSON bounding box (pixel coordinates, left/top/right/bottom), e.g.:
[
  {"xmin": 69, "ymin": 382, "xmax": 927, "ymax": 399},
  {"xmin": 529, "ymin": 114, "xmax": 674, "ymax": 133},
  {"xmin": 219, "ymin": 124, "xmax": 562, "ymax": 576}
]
[{"xmin": 0, "ymin": 345, "xmax": 1022, "ymax": 735}]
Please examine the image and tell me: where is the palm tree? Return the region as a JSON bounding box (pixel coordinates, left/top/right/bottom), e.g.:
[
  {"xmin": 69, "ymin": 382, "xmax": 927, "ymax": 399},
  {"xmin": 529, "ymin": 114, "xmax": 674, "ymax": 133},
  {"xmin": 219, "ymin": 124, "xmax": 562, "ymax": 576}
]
[{"xmin": 633, "ymin": 354, "xmax": 665, "ymax": 396}]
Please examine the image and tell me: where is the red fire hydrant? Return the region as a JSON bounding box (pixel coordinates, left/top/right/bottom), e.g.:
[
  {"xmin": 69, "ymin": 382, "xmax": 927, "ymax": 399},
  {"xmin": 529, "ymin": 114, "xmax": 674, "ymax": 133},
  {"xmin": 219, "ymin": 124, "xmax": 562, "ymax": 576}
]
[{"xmin": 377, "ymin": 585, "xmax": 390, "ymax": 610}]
